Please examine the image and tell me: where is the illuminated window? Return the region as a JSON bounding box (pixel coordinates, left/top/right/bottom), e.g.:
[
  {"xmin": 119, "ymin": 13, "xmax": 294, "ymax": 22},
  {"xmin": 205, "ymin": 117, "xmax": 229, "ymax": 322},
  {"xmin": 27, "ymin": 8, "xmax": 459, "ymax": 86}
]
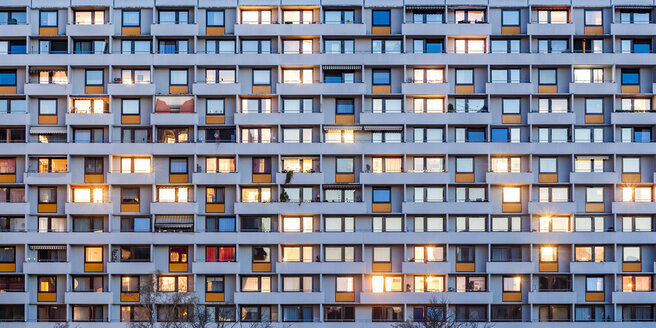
[
  {"xmin": 372, "ymin": 217, "xmax": 402, "ymax": 232},
  {"xmin": 623, "ymin": 246, "xmax": 641, "ymax": 262},
  {"xmin": 455, "ymin": 39, "xmax": 485, "ymax": 54},
  {"xmin": 84, "ymin": 246, "xmax": 103, "ymax": 263},
  {"xmin": 120, "ymin": 157, "xmax": 150, "ymax": 173},
  {"xmin": 282, "ymin": 246, "xmax": 313, "ymax": 262},
  {"xmin": 622, "ymin": 276, "xmax": 652, "ymax": 292},
  {"xmin": 283, "ymin": 69, "xmax": 313, "ymax": 84},
  {"xmin": 157, "ymin": 186, "xmax": 189, "ymax": 203},
  {"xmin": 325, "ymin": 129, "xmax": 354, "ymax": 143},
  {"xmin": 491, "ymin": 157, "xmax": 521, "ymax": 173},
  {"xmin": 503, "ymin": 277, "xmax": 521, "ymax": 292},
  {"xmin": 503, "ymin": 187, "xmax": 521, "ymax": 203},
  {"xmin": 540, "ymin": 246, "xmax": 557, "ymax": 262},
  {"xmin": 539, "ymin": 216, "xmax": 569, "ymax": 232},
  {"xmin": 575, "ymin": 246, "xmax": 605, "ymax": 262},
  {"xmin": 241, "ymin": 10, "xmax": 271, "ymax": 24},
  {"xmin": 241, "ymin": 187, "xmax": 271, "ymax": 203},
  {"xmin": 414, "ymin": 217, "xmax": 444, "ymax": 232},
  {"xmin": 413, "ymin": 245, "xmax": 444, "ymax": 262},
  {"xmin": 283, "ymin": 216, "xmax": 313, "ymax": 233},
  {"xmin": 372, "ymin": 275, "xmax": 402, "ymax": 293},
  {"xmin": 336, "ymin": 276, "xmax": 354, "ymax": 292},
  {"xmin": 72, "ymin": 187, "xmax": 105, "ymax": 203},
  {"xmin": 456, "ymin": 276, "xmax": 486, "ymax": 292},
  {"xmin": 413, "ymin": 68, "xmax": 444, "ymax": 83},
  {"xmin": 158, "ymin": 275, "xmax": 187, "ymax": 292},
  {"xmin": 414, "ymin": 275, "xmax": 444, "ymax": 292},
  {"xmin": 206, "ymin": 157, "xmax": 236, "ymax": 173},
  {"xmin": 283, "ymin": 10, "xmax": 312, "ymax": 24}
]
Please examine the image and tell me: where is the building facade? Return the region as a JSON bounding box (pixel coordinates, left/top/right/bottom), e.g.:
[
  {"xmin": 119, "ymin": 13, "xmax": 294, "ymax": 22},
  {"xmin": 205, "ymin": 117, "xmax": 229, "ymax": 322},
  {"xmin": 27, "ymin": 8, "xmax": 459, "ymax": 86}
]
[{"xmin": 0, "ymin": 0, "xmax": 656, "ymax": 326}]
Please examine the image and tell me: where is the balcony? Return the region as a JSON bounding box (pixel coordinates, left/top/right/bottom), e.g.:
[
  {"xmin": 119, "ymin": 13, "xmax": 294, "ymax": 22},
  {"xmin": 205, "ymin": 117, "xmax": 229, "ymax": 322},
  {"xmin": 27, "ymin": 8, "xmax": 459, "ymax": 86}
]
[
  {"xmin": 569, "ymin": 172, "xmax": 617, "ymax": 184},
  {"xmin": 612, "ymin": 291, "xmax": 656, "ymax": 304},
  {"xmin": 234, "ymin": 291, "xmax": 324, "ymax": 304},
  {"xmin": 234, "ymin": 23, "xmax": 366, "ymax": 36},
  {"xmin": 65, "ymin": 113, "xmax": 112, "ymax": 126},
  {"xmin": 528, "ymin": 291, "xmax": 575, "ymax": 304},
  {"xmin": 151, "ymin": 23, "xmax": 199, "ymax": 36},
  {"xmin": 234, "ymin": 202, "xmax": 367, "ymax": 215},
  {"xmin": 23, "ymin": 261, "xmax": 71, "ymax": 275},
  {"xmin": 192, "ymin": 261, "xmax": 240, "ymax": 274},
  {"xmin": 485, "ymin": 83, "xmax": 532, "ymax": 95},
  {"xmin": 0, "ymin": 292, "xmax": 28, "ymax": 304},
  {"xmin": 527, "ymin": 112, "xmax": 575, "ymax": 125},
  {"xmin": 569, "ymin": 261, "xmax": 618, "ymax": 274},
  {"xmin": 192, "ymin": 83, "xmax": 240, "ymax": 95},
  {"xmin": 191, "ymin": 172, "xmax": 240, "ymax": 185},
  {"xmin": 276, "ymin": 83, "xmax": 325, "ymax": 95},
  {"xmin": 275, "ymin": 172, "xmax": 323, "ymax": 185},
  {"xmin": 0, "ymin": 202, "xmax": 27, "ymax": 215},
  {"xmin": 1, "ymin": 24, "xmax": 30, "ymax": 37},
  {"xmin": 402, "ymin": 202, "xmax": 491, "ymax": 215},
  {"xmin": 527, "ymin": 23, "xmax": 574, "ymax": 35},
  {"xmin": 150, "ymin": 112, "xmax": 198, "ymax": 126},
  {"xmin": 107, "ymin": 83, "xmax": 156, "ymax": 96},
  {"xmin": 486, "ymin": 261, "xmax": 533, "ymax": 274},
  {"xmin": 528, "ymin": 202, "xmax": 576, "ymax": 215},
  {"xmin": 360, "ymin": 172, "xmax": 449, "ymax": 185},
  {"xmin": 569, "ymin": 82, "xmax": 616, "ymax": 95},
  {"xmin": 612, "ymin": 202, "xmax": 656, "ymax": 214},
  {"xmin": 610, "ymin": 23, "xmax": 656, "ymax": 36},
  {"xmin": 150, "ymin": 202, "xmax": 199, "ymax": 215},
  {"xmin": 107, "ymin": 172, "xmax": 156, "ymax": 185},
  {"xmin": 24, "ymin": 172, "xmax": 71, "ymax": 185},
  {"xmin": 0, "ymin": 113, "xmax": 29, "ymax": 125},
  {"xmin": 318, "ymin": 82, "xmax": 366, "ymax": 95},
  {"xmin": 401, "ymin": 261, "xmax": 449, "ymax": 274},
  {"xmin": 611, "ymin": 111, "xmax": 656, "ymax": 125},
  {"xmin": 406, "ymin": 22, "xmax": 491, "ymax": 36},
  {"xmin": 24, "ymin": 83, "xmax": 71, "ymax": 95},
  {"xmin": 64, "ymin": 202, "xmax": 112, "ymax": 215},
  {"xmin": 234, "ymin": 112, "xmax": 323, "ymax": 125},
  {"xmin": 65, "ymin": 23, "xmax": 114, "ymax": 36},
  {"xmin": 64, "ymin": 291, "xmax": 112, "ymax": 304},
  {"xmin": 401, "ymin": 82, "xmax": 449, "ymax": 95},
  {"xmin": 107, "ymin": 261, "xmax": 155, "ymax": 274},
  {"xmin": 485, "ymin": 172, "xmax": 532, "ymax": 185}
]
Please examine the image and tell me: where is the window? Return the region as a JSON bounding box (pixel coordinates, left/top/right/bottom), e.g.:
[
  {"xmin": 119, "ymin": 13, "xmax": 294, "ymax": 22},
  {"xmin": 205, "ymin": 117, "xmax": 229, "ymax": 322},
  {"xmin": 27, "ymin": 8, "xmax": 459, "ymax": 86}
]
[
  {"xmin": 158, "ymin": 10, "xmax": 188, "ymax": 24},
  {"xmin": 413, "ymin": 246, "xmax": 445, "ymax": 262},
  {"xmin": 325, "ymin": 10, "xmax": 355, "ymax": 24},
  {"xmin": 414, "ymin": 187, "xmax": 444, "ymax": 203},
  {"xmin": 491, "ymin": 157, "xmax": 521, "ymax": 173},
  {"xmin": 456, "ymin": 217, "xmax": 486, "ymax": 232},
  {"xmin": 455, "ymin": 10, "xmax": 485, "ymax": 23},
  {"xmin": 122, "ymin": 10, "xmax": 140, "ymax": 27},
  {"xmin": 455, "ymin": 69, "xmax": 473, "ymax": 85},
  {"xmin": 205, "ymin": 217, "xmax": 235, "ymax": 233},
  {"xmin": 169, "ymin": 158, "xmax": 188, "ymax": 175},
  {"xmin": 371, "ymin": 276, "xmax": 402, "ymax": 293},
  {"xmin": 325, "ymin": 129, "xmax": 354, "ymax": 143},
  {"xmin": 539, "ymin": 275, "xmax": 570, "ymax": 291},
  {"xmin": 538, "ymin": 39, "xmax": 568, "ymax": 53},
  {"xmin": 75, "ymin": 10, "xmax": 104, "ymax": 25},
  {"xmin": 621, "ymin": 39, "xmax": 651, "ymax": 54},
  {"xmin": 413, "ymin": 68, "xmax": 444, "ymax": 83},
  {"xmin": 158, "ymin": 275, "xmax": 188, "ymax": 293},
  {"xmin": 206, "ymin": 246, "xmax": 235, "ymax": 262},
  {"xmin": 0, "ymin": 274, "xmax": 24, "ymax": 292},
  {"xmin": 371, "ymin": 157, "xmax": 402, "ymax": 173},
  {"xmin": 502, "ymin": 10, "xmax": 520, "ymax": 26},
  {"xmin": 538, "ymin": 10, "xmax": 568, "ymax": 24},
  {"xmin": 503, "ymin": 187, "xmax": 521, "ymax": 203},
  {"xmin": 414, "ymin": 217, "xmax": 444, "ymax": 232},
  {"xmin": 39, "ymin": 10, "xmax": 57, "ymax": 27},
  {"xmin": 207, "ymin": 10, "xmax": 225, "ymax": 27},
  {"xmin": 241, "ymin": 10, "xmax": 271, "ymax": 24},
  {"xmin": 38, "ymin": 276, "xmax": 56, "ymax": 293},
  {"xmin": 325, "ymin": 217, "xmax": 354, "ymax": 232},
  {"xmin": 0, "ymin": 40, "xmax": 25, "ymax": 55},
  {"xmin": 491, "ymin": 128, "xmax": 520, "ymax": 143},
  {"xmin": 575, "ymin": 246, "xmax": 605, "ymax": 262},
  {"xmin": 538, "ymin": 216, "xmax": 569, "ymax": 232},
  {"xmin": 413, "ymin": 39, "xmax": 443, "ymax": 54},
  {"xmin": 574, "ymin": 127, "xmax": 603, "ymax": 143},
  {"xmin": 205, "ymin": 40, "xmax": 234, "ymax": 54},
  {"xmin": 206, "ymin": 69, "xmax": 235, "ymax": 84},
  {"xmin": 38, "ymin": 187, "xmax": 57, "ymax": 205},
  {"xmin": 538, "ymin": 98, "xmax": 568, "ymax": 113},
  {"xmin": 456, "ymin": 157, "xmax": 474, "ymax": 173},
  {"xmin": 413, "ymin": 129, "xmax": 444, "ymax": 143},
  {"xmin": 503, "ymin": 276, "xmax": 521, "ymax": 292},
  {"xmin": 455, "ymin": 276, "xmax": 486, "ymax": 292},
  {"xmin": 0, "ymin": 70, "xmax": 16, "ymax": 87},
  {"xmin": 539, "ymin": 305, "xmax": 570, "ymax": 322},
  {"xmin": 85, "ymin": 70, "xmax": 103, "ymax": 86},
  {"xmin": 372, "ymin": 187, "xmax": 391, "ymax": 204},
  {"xmin": 252, "ymin": 69, "xmax": 271, "ymax": 85},
  {"xmin": 372, "ymin": 217, "xmax": 402, "ymax": 232},
  {"xmin": 372, "ymin": 69, "xmax": 391, "ymax": 86},
  {"xmin": 336, "ymin": 276, "xmax": 353, "ymax": 293},
  {"xmin": 169, "ymin": 69, "xmax": 187, "ymax": 86},
  {"xmin": 574, "ymin": 216, "xmax": 605, "ymax": 232},
  {"xmin": 372, "ymin": 131, "xmax": 402, "ymax": 143},
  {"xmin": 283, "ymin": 39, "xmax": 313, "ymax": 54},
  {"xmin": 455, "ymin": 39, "xmax": 485, "ymax": 54},
  {"xmin": 622, "ymin": 275, "xmax": 652, "ymax": 292},
  {"xmin": 538, "ymin": 187, "xmax": 569, "ymax": 203},
  {"xmin": 84, "ymin": 247, "xmax": 103, "ymax": 265},
  {"xmin": 325, "ymin": 246, "xmax": 355, "ymax": 262},
  {"xmin": 413, "ymin": 10, "xmax": 443, "ymax": 24},
  {"xmin": 540, "ymin": 246, "xmax": 558, "ymax": 263},
  {"xmin": 622, "ymin": 69, "xmax": 640, "ymax": 85},
  {"xmin": 623, "ymin": 246, "xmax": 641, "ymax": 263},
  {"xmin": 325, "ymin": 306, "xmax": 355, "ymax": 322},
  {"xmin": 372, "ymin": 39, "xmax": 402, "ymax": 54},
  {"xmin": 121, "ymin": 69, "xmax": 150, "ymax": 85},
  {"xmin": 0, "ymin": 187, "xmax": 23, "ymax": 203},
  {"xmin": 121, "ymin": 99, "xmax": 140, "ymax": 116},
  {"xmin": 324, "ymin": 39, "xmax": 354, "ymax": 54},
  {"xmin": 490, "ymin": 39, "xmax": 520, "ymax": 53},
  {"xmin": 241, "ymin": 187, "xmax": 271, "ymax": 203},
  {"xmin": 538, "ymin": 128, "xmax": 568, "ymax": 143},
  {"xmin": 584, "ymin": 10, "xmax": 602, "ymax": 27},
  {"xmin": 491, "ymin": 69, "xmax": 520, "ymax": 83},
  {"xmin": 538, "ymin": 69, "xmax": 557, "ymax": 85},
  {"xmin": 241, "ymin": 217, "xmax": 271, "ymax": 232},
  {"xmin": 252, "ymin": 247, "xmax": 271, "ymax": 264},
  {"xmin": 623, "ymin": 216, "xmax": 653, "ymax": 232},
  {"xmin": 372, "ymin": 98, "xmax": 401, "ymax": 113},
  {"xmin": 0, "ymin": 99, "xmax": 26, "ymax": 113},
  {"xmin": 0, "ymin": 11, "xmax": 27, "ymax": 25},
  {"xmin": 413, "ymin": 98, "xmax": 444, "ymax": 113},
  {"xmin": 121, "ymin": 40, "xmax": 150, "ymax": 54},
  {"xmin": 282, "ymin": 69, "xmax": 313, "ymax": 84},
  {"xmin": 283, "ymin": 216, "xmax": 313, "ymax": 233},
  {"xmin": 491, "ymin": 216, "xmax": 522, "ymax": 232},
  {"xmin": 121, "ymin": 246, "xmax": 150, "ymax": 262},
  {"xmin": 120, "ymin": 217, "xmax": 150, "ymax": 232},
  {"xmin": 372, "ymin": 10, "xmax": 390, "ymax": 27},
  {"xmin": 621, "ymin": 11, "xmax": 651, "ymax": 24},
  {"xmin": 372, "ymin": 306, "xmax": 403, "ymax": 322},
  {"xmin": 241, "ymin": 40, "xmax": 270, "ymax": 54},
  {"xmin": 283, "ymin": 10, "xmax": 313, "ymax": 24},
  {"xmin": 586, "ymin": 186, "xmax": 604, "ymax": 204},
  {"xmin": 73, "ymin": 186, "xmax": 104, "ymax": 203},
  {"xmin": 157, "ymin": 186, "xmax": 190, "ymax": 203},
  {"xmin": 73, "ymin": 216, "xmax": 103, "ymax": 233},
  {"xmin": 282, "ymin": 245, "xmax": 314, "ymax": 262},
  {"xmin": 158, "ymin": 40, "xmax": 188, "ymax": 54}
]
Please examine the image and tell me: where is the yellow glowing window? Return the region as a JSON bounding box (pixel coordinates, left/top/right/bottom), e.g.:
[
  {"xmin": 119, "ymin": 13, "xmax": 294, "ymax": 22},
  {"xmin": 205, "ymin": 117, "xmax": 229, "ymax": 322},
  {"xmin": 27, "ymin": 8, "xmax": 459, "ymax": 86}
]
[
  {"xmin": 414, "ymin": 276, "xmax": 444, "ymax": 292},
  {"xmin": 85, "ymin": 247, "xmax": 103, "ymax": 263},
  {"xmin": 73, "ymin": 187, "xmax": 104, "ymax": 203},
  {"xmin": 503, "ymin": 276, "xmax": 521, "ymax": 292},
  {"xmin": 503, "ymin": 187, "xmax": 521, "ymax": 203},
  {"xmin": 283, "ymin": 216, "xmax": 313, "ymax": 233},
  {"xmin": 336, "ymin": 277, "xmax": 354, "ymax": 292},
  {"xmin": 539, "ymin": 216, "xmax": 569, "ymax": 232},
  {"xmin": 121, "ymin": 158, "xmax": 151, "ymax": 173},
  {"xmin": 540, "ymin": 246, "xmax": 557, "ymax": 262}
]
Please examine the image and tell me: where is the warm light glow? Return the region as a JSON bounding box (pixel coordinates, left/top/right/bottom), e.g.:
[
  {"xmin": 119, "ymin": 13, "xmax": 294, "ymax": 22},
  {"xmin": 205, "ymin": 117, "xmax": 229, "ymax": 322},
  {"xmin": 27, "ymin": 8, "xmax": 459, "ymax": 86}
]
[
  {"xmin": 622, "ymin": 187, "xmax": 633, "ymax": 202},
  {"xmin": 503, "ymin": 187, "xmax": 521, "ymax": 203},
  {"xmin": 93, "ymin": 188, "xmax": 103, "ymax": 203},
  {"xmin": 372, "ymin": 276, "xmax": 384, "ymax": 293}
]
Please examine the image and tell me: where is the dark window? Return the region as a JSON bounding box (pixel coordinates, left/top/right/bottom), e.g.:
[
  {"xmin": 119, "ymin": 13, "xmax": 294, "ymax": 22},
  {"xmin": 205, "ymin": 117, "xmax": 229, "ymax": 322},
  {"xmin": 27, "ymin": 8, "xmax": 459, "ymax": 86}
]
[
  {"xmin": 622, "ymin": 69, "xmax": 640, "ymax": 85},
  {"xmin": 336, "ymin": 99, "xmax": 354, "ymax": 114},
  {"xmin": 120, "ymin": 217, "xmax": 150, "ymax": 232},
  {"xmin": 372, "ymin": 306, "xmax": 403, "ymax": 322},
  {"xmin": 84, "ymin": 157, "xmax": 103, "ymax": 174},
  {"xmin": 0, "ymin": 71, "xmax": 16, "ymax": 86},
  {"xmin": 252, "ymin": 157, "xmax": 271, "ymax": 174},
  {"xmin": 372, "ymin": 188, "xmax": 391, "ymax": 203},
  {"xmin": 325, "ymin": 306, "xmax": 355, "ymax": 322},
  {"xmin": 120, "ymin": 246, "xmax": 150, "ymax": 262},
  {"xmin": 205, "ymin": 217, "xmax": 236, "ymax": 232}
]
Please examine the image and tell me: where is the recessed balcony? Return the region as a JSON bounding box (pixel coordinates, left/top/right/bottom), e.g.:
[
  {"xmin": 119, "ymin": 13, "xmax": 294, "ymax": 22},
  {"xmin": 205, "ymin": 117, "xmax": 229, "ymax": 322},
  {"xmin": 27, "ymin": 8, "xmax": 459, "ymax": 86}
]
[
  {"xmin": 527, "ymin": 112, "xmax": 575, "ymax": 125},
  {"xmin": 402, "ymin": 202, "xmax": 491, "ymax": 215},
  {"xmin": 106, "ymin": 261, "xmax": 155, "ymax": 274},
  {"xmin": 485, "ymin": 82, "xmax": 533, "ymax": 95},
  {"xmin": 192, "ymin": 82, "xmax": 240, "ymax": 95},
  {"xmin": 24, "ymin": 83, "xmax": 71, "ymax": 95},
  {"xmin": 234, "ymin": 202, "xmax": 367, "ymax": 215},
  {"xmin": 611, "ymin": 23, "xmax": 656, "ymax": 36},
  {"xmin": 151, "ymin": 23, "xmax": 199, "ymax": 36},
  {"xmin": 234, "ymin": 23, "xmax": 365, "ymax": 36},
  {"xmin": 527, "ymin": 23, "xmax": 574, "ymax": 35},
  {"xmin": 486, "ymin": 261, "xmax": 533, "ymax": 274},
  {"xmin": 528, "ymin": 202, "xmax": 577, "ymax": 215},
  {"xmin": 107, "ymin": 83, "xmax": 156, "ymax": 96},
  {"xmin": 569, "ymin": 82, "xmax": 617, "ymax": 95},
  {"xmin": 360, "ymin": 172, "xmax": 449, "ymax": 185},
  {"xmin": 65, "ymin": 23, "xmax": 114, "ymax": 36},
  {"xmin": 528, "ymin": 291, "xmax": 575, "ymax": 304},
  {"xmin": 64, "ymin": 291, "xmax": 112, "ymax": 304}
]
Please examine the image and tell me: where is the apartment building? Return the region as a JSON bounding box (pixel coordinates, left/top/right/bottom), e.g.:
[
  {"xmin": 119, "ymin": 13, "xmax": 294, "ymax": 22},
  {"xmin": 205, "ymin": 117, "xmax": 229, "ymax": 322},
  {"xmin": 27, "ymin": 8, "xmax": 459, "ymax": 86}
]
[{"xmin": 1, "ymin": 0, "xmax": 656, "ymax": 326}]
